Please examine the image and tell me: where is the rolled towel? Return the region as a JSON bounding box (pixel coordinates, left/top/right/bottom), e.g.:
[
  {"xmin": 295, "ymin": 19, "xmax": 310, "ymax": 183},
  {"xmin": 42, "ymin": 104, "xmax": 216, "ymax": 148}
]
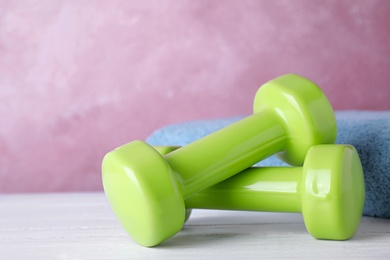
[{"xmin": 147, "ymin": 111, "xmax": 390, "ymax": 218}]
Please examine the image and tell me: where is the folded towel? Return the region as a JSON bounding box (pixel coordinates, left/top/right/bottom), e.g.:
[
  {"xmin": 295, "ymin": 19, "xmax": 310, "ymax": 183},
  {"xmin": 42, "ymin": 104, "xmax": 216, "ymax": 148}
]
[{"xmin": 147, "ymin": 111, "xmax": 390, "ymax": 218}]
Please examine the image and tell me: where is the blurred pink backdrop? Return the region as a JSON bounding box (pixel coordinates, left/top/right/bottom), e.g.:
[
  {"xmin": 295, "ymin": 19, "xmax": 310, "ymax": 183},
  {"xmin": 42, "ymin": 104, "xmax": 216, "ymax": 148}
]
[{"xmin": 1, "ymin": 0, "xmax": 390, "ymax": 193}]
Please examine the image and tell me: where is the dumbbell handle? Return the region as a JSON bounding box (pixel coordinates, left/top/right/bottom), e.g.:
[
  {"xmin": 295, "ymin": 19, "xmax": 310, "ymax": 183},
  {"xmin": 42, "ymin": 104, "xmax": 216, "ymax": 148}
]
[
  {"xmin": 165, "ymin": 110, "xmax": 287, "ymax": 198},
  {"xmin": 185, "ymin": 167, "xmax": 302, "ymax": 212}
]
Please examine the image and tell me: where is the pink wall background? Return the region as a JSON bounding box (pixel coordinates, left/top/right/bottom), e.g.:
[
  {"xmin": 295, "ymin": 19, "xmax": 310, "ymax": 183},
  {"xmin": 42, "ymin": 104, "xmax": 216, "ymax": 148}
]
[{"xmin": 1, "ymin": 0, "xmax": 390, "ymax": 193}]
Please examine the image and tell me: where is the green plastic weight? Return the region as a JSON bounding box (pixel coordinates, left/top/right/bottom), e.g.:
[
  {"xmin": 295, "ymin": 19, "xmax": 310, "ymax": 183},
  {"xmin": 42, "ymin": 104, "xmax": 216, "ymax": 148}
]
[
  {"xmin": 183, "ymin": 145, "xmax": 365, "ymax": 240},
  {"xmin": 102, "ymin": 74, "xmax": 337, "ymax": 246}
]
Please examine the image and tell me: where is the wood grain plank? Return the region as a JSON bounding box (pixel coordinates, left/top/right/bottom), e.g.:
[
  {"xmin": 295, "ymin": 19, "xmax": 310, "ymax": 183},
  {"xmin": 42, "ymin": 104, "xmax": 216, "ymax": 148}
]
[{"xmin": 0, "ymin": 193, "xmax": 389, "ymax": 259}]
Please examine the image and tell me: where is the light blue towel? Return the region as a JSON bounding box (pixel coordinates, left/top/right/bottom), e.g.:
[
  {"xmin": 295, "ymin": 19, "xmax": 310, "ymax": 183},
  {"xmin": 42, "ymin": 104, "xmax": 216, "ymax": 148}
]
[{"xmin": 147, "ymin": 111, "xmax": 390, "ymax": 218}]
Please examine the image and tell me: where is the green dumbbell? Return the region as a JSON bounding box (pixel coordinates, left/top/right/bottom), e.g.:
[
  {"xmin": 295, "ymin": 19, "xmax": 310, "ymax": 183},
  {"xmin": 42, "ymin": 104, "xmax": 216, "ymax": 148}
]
[
  {"xmin": 157, "ymin": 145, "xmax": 365, "ymax": 240},
  {"xmin": 102, "ymin": 74, "xmax": 337, "ymax": 246},
  {"xmin": 185, "ymin": 145, "xmax": 365, "ymax": 240}
]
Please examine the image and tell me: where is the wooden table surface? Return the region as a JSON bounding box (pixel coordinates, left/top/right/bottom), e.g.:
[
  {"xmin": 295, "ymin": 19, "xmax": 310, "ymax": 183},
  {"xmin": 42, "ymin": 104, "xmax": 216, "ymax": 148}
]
[{"xmin": 1, "ymin": 192, "xmax": 389, "ymax": 259}]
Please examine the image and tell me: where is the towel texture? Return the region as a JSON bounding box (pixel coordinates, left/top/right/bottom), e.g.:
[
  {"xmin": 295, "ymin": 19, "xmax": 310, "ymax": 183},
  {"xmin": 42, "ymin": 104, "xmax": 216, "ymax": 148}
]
[{"xmin": 147, "ymin": 111, "xmax": 390, "ymax": 218}]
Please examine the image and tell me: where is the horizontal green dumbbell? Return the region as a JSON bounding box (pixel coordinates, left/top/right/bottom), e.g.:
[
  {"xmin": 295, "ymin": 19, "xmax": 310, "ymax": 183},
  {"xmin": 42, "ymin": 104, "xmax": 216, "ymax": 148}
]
[
  {"xmin": 180, "ymin": 145, "xmax": 364, "ymax": 241},
  {"xmin": 102, "ymin": 74, "xmax": 337, "ymax": 246}
]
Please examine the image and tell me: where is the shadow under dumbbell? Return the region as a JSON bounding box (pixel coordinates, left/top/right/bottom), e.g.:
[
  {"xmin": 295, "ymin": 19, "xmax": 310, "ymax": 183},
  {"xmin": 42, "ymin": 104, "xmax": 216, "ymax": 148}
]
[
  {"xmin": 159, "ymin": 227, "xmax": 247, "ymax": 248},
  {"xmin": 158, "ymin": 210, "xmax": 308, "ymax": 248}
]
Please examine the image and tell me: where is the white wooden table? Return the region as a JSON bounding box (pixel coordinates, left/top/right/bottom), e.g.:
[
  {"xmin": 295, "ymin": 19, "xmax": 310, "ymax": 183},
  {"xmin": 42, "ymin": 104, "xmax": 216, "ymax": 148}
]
[{"xmin": 1, "ymin": 193, "xmax": 389, "ymax": 259}]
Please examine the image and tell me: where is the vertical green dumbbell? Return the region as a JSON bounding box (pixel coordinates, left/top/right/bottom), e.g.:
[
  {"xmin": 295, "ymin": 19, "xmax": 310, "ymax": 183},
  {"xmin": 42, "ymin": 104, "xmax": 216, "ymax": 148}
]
[
  {"xmin": 181, "ymin": 145, "xmax": 365, "ymax": 240},
  {"xmin": 102, "ymin": 74, "xmax": 337, "ymax": 246}
]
